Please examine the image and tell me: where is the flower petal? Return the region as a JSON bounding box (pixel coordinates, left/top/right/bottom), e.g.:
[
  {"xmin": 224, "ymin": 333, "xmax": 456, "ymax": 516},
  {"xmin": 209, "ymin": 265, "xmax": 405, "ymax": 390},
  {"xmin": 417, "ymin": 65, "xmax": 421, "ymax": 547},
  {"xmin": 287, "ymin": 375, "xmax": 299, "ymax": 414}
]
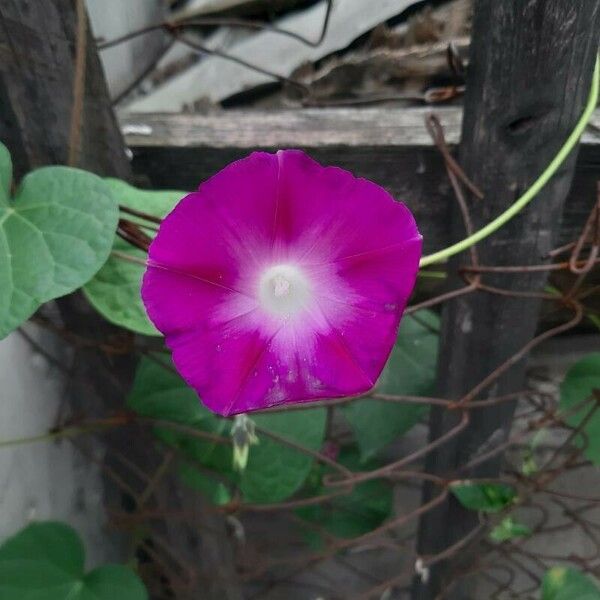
[
  {"xmin": 142, "ymin": 266, "xmax": 253, "ymax": 336},
  {"xmin": 312, "ymin": 236, "xmax": 423, "ymax": 386},
  {"xmin": 142, "ymin": 150, "xmax": 423, "ymax": 415},
  {"xmin": 167, "ymin": 306, "xmax": 374, "ymax": 416},
  {"xmin": 273, "ymin": 150, "xmax": 421, "ymax": 266},
  {"xmin": 147, "ymin": 151, "xmax": 280, "ymax": 293}
]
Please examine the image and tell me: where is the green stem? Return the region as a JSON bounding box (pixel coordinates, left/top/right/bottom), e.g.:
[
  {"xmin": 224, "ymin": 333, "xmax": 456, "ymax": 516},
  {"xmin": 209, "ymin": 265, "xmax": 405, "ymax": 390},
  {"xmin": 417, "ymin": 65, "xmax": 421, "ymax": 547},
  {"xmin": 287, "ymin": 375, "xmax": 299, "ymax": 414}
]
[
  {"xmin": 111, "ymin": 249, "xmax": 147, "ymax": 266},
  {"xmin": 0, "ymin": 427, "xmax": 78, "ymax": 448},
  {"xmin": 419, "ymin": 56, "xmax": 600, "ymax": 268},
  {"xmin": 417, "ymin": 270, "xmax": 447, "ymax": 279},
  {"xmin": 0, "ymin": 423, "xmax": 114, "ymax": 448}
]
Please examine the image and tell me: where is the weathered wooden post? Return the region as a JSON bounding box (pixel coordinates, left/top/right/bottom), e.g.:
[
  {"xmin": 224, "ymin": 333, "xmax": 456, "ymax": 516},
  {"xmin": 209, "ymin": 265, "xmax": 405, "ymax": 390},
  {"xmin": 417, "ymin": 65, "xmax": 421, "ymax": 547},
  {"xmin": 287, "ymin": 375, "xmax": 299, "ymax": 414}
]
[
  {"xmin": 413, "ymin": 1, "xmax": 600, "ymax": 598},
  {"xmin": 0, "ymin": 2, "xmax": 241, "ymax": 598},
  {"xmin": 0, "ymin": 1, "xmax": 130, "ymax": 179}
]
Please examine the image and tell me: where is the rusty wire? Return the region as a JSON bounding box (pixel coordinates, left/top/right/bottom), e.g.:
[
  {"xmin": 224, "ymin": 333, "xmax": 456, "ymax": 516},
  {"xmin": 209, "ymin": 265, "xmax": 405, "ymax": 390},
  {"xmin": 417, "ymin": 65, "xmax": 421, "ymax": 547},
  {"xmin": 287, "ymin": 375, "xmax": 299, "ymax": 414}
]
[{"xmin": 96, "ymin": 0, "xmax": 334, "ymax": 106}]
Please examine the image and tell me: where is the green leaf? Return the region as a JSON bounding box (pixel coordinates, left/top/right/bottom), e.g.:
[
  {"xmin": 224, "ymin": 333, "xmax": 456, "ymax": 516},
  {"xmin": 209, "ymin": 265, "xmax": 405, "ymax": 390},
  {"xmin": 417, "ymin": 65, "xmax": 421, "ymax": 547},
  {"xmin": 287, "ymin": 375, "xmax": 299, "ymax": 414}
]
[
  {"xmin": 0, "ymin": 522, "xmax": 84, "ymax": 577},
  {"xmin": 83, "ymin": 239, "xmax": 156, "ymax": 335},
  {"xmin": 559, "ymin": 353, "xmax": 600, "ymax": 464},
  {"xmin": 127, "ymin": 357, "xmax": 326, "ymax": 504},
  {"xmin": 105, "ymin": 178, "xmax": 184, "ymax": 224},
  {"xmin": 542, "ymin": 567, "xmax": 600, "ymax": 600},
  {"xmin": 127, "ymin": 356, "xmax": 212, "ymax": 426},
  {"xmin": 343, "ymin": 310, "xmax": 440, "ymax": 461},
  {"xmin": 81, "ymin": 565, "xmax": 147, "ymax": 600},
  {"xmin": 127, "ymin": 356, "xmax": 229, "ymax": 469},
  {"xmin": 296, "ymin": 448, "xmax": 392, "ymax": 546},
  {"xmin": 489, "ymin": 516, "xmax": 531, "ymax": 542},
  {"xmin": 242, "ymin": 409, "xmax": 327, "ymax": 503},
  {"xmin": 450, "ymin": 481, "xmax": 517, "ymax": 513},
  {"xmin": 0, "ymin": 522, "xmax": 147, "ymax": 600},
  {"xmin": 0, "ymin": 142, "xmax": 12, "ymax": 202},
  {"xmin": 0, "ymin": 165, "xmax": 118, "ymax": 338},
  {"xmin": 125, "ymin": 357, "xmax": 228, "ymax": 481},
  {"xmin": 83, "ymin": 179, "xmax": 186, "ymax": 335}
]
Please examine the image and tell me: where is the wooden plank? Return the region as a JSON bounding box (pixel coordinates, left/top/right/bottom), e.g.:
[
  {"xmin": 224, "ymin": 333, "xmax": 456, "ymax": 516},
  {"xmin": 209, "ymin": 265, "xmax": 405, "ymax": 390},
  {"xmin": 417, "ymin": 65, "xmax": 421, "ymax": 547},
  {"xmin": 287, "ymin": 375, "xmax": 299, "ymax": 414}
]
[
  {"xmin": 412, "ymin": 2, "xmax": 600, "ymax": 599},
  {"xmin": 127, "ymin": 143, "xmax": 453, "ymax": 255},
  {"xmin": 121, "ymin": 107, "xmax": 463, "ymax": 147},
  {"xmin": 121, "ymin": 106, "xmax": 600, "ymax": 147},
  {"xmin": 0, "ymin": 0, "xmax": 130, "ymax": 180},
  {"xmin": 122, "ymin": 107, "xmax": 600, "ymax": 254}
]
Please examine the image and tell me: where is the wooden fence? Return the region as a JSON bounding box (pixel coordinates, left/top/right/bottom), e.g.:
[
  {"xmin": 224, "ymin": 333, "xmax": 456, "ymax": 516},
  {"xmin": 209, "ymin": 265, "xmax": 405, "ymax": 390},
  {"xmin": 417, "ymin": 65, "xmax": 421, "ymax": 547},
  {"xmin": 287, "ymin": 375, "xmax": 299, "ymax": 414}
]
[{"xmin": 122, "ymin": 106, "xmax": 600, "ymax": 255}]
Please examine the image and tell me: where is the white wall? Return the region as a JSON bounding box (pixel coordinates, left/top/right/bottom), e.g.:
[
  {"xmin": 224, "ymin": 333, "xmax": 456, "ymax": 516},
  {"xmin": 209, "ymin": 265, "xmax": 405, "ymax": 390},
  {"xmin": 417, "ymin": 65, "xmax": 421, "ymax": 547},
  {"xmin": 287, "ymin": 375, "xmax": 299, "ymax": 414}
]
[
  {"xmin": 0, "ymin": 326, "xmax": 117, "ymax": 566},
  {"xmin": 0, "ymin": 0, "xmax": 164, "ymax": 564},
  {"xmin": 86, "ymin": 0, "xmax": 166, "ymax": 100}
]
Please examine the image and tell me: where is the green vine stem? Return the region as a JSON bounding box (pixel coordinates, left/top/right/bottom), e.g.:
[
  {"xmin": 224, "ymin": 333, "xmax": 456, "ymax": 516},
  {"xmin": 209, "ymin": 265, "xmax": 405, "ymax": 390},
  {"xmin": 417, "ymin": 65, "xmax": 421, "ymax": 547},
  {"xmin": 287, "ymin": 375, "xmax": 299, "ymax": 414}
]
[
  {"xmin": 0, "ymin": 420, "xmax": 124, "ymax": 449},
  {"xmin": 0, "ymin": 426, "xmax": 94, "ymax": 448},
  {"xmin": 419, "ymin": 56, "xmax": 600, "ymax": 268}
]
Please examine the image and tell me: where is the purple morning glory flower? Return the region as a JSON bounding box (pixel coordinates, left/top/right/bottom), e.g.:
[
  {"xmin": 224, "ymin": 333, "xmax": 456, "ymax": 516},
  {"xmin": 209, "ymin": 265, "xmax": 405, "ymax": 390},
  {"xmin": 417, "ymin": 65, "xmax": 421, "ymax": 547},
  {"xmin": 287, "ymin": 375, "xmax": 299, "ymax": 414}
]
[{"xmin": 142, "ymin": 150, "xmax": 422, "ymax": 416}]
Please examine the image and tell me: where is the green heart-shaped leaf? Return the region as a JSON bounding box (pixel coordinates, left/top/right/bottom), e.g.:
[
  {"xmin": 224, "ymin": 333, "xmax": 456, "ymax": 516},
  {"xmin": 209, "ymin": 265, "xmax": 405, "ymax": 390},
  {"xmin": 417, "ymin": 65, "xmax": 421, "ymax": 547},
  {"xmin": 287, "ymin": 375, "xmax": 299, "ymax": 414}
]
[
  {"xmin": 542, "ymin": 567, "xmax": 600, "ymax": 600},
  {"xmin": 0, "ymin": 522, "xmax": 147, "ymax": 600},
  {"xmin": 450, "ymin": 481, "xmax": 517, "ymax": 513},
  {"xmin": 0, "ymin": 145, "xmax": 118, "ymax": 338},
  {"xmin": 243, "ymin": 409, "xmax": 327, "ymax": 503},
  {"xmin": 127, "ymin": 356, "xmax": 327, "ymax": 504},
  {"xmin": 559, "ymin": 353, "xmax": 600, "ymax": 464},
  {"xmin": 296, "ymin": 447, "xmax": 393, "ymax": 547},
  {"xmin": 83, "ymin": 179, "xmax": 185, "ymax": 335},
  {"xmin": 343, "ymin": 310, "xmax": 440, "ymax": 461}
]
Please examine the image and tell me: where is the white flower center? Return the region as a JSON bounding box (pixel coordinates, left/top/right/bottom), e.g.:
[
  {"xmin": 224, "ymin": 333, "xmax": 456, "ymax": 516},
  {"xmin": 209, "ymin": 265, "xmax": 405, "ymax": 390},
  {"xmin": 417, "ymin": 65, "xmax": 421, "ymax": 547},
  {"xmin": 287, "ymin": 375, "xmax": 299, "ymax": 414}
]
[{"xmin": 258, "ymin": 264, "xmax": 310, "ymax": 317}]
